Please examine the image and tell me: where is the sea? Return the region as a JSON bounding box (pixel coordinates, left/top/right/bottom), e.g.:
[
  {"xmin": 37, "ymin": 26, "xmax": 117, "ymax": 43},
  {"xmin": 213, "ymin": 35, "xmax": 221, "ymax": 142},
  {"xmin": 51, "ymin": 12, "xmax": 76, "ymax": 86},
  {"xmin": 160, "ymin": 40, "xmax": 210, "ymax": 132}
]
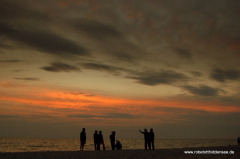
[{"xmin": 0, "ymin": 138, "xmax": 237, "ymax": 152}]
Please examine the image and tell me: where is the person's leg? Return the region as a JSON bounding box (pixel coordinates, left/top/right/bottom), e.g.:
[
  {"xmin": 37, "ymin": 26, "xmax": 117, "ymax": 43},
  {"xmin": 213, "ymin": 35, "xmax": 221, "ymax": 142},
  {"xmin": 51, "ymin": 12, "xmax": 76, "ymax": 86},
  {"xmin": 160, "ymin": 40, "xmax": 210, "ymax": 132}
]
[
  {"xmin": 152, "ymin": 140, "xmax": 155, "ymax": 150},
  {"xmin": 111, "ymin": 142, "xmax": 114, "ymax": 150},
  {"xmin": 103, "ymin": 143, "xmax": 105, "ymax": 150},
  {"xmin": 113, "ymin": 143, "xmax": 115, "ymax": 150},
  {"xmin": 97, "ymin": 143, "xmax": 100, "ymax": 150},
  {"xmin": 148, "ymin": 141, "xmax": 151, "ymax": 150},
  {"xmin": 144, "ymin": 140, "xmax": 147, "ymax": 150},
  {"xmin": 94, "ymin": 142, "xmax": 96, "ymax": 150}
]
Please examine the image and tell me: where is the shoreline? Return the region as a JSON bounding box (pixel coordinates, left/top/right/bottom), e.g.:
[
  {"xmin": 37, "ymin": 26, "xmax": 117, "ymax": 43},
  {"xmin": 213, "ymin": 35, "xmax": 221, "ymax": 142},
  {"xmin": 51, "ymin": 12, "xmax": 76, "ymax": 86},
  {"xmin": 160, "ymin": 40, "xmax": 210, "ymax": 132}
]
[{"xmin": 0, "ymin": 145, "xmax": 239, "ymax": 159}]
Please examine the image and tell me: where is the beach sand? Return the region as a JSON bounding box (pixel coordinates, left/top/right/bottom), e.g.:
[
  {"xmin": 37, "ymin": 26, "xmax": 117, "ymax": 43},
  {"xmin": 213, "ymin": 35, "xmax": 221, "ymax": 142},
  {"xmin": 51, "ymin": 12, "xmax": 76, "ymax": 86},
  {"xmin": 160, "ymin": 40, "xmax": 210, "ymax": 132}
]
[{"xmin": 0, "ymin": 145, "xmax": 239, "ymax": 159}]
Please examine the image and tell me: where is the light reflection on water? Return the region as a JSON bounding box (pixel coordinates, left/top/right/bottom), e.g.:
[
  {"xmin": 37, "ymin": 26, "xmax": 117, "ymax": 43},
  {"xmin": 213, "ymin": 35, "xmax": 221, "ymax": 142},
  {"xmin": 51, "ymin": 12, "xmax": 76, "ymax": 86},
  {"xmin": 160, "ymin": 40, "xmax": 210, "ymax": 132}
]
[{"xmin": 0, "ymin": 138, "xmax": 237, "ymax": 152}]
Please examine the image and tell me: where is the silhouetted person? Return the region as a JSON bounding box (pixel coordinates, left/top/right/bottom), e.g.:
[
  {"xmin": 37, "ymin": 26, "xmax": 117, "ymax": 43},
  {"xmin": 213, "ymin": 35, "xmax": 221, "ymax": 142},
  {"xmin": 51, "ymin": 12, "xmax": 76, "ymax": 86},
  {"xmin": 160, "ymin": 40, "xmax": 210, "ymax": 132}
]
[
  {"xmin": 99, "ymin": 131, "xmax": 105, "ymax": 150},
  {"xmin": 238, "ymin": 137, "xmax": 240, "ymax": 145},
  {"xmin": 149, "ymin": 128, "xmax": 155, "ymax": 150},
  {"xmin": 80, "ymin": 128, "xmax": 86, "ymax": 151},
  {"xmin": 93, "ymin": 130, "xmax": 99, "ymax": 150},
  {"xmin": 115, "ymin": 140, "xmax": 122, "ymax": 150},
  {"xmin": 139, "ymin": 129, "xmax": 149, "ymax": 150},
  {"xmin": 110, "ymin": 131, "xmax": 116, "ymax": 150}
]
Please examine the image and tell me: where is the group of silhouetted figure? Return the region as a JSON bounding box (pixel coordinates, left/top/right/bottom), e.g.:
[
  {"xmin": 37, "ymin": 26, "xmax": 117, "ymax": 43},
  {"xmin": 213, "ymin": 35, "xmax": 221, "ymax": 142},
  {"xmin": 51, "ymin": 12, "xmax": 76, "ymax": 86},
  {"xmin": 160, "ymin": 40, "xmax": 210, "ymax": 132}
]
[
  {"xmin": 80, "ymin": 128, "xmax": 122, "ymax": 151},
  {"xmin": 80, "ymin": 128, "xmax": 240, "ymax": 151},
  {"xmin": 80, "ymin": 128, "xmax": 154, "ymax": 151},
  {"xmin": 94, "ymin": 130, "xmax": 105, "ymax": 150},
  {"xmin": 139, "ymin": 128, "xmax": 155, "ymax": 150}
]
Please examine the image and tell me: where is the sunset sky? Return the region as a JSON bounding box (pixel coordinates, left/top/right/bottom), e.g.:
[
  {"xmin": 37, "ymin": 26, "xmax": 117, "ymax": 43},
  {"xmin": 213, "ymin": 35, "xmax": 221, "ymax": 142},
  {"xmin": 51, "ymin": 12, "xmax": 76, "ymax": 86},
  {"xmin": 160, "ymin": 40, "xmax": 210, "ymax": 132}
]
[{"xmin": 0, "ymin": 0, "xmax": 240, "ymax": 139}]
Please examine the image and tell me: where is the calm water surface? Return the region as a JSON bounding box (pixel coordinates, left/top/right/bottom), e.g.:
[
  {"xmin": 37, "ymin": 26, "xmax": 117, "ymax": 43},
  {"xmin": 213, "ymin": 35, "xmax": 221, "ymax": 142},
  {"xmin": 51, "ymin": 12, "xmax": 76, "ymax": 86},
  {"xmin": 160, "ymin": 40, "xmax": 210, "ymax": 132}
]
[{"xmin": 0, "ymin": 138, "xmax": 237, "ymax": 152}]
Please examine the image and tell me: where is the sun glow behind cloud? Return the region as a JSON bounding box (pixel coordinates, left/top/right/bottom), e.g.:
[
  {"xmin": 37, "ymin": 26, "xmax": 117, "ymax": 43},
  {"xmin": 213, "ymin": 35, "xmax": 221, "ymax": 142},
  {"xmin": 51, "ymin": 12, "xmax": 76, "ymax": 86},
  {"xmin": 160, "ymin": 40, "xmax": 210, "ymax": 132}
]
[{"xmin": 1, "ymin": 84, "xmax": 240, "ymax": 126}]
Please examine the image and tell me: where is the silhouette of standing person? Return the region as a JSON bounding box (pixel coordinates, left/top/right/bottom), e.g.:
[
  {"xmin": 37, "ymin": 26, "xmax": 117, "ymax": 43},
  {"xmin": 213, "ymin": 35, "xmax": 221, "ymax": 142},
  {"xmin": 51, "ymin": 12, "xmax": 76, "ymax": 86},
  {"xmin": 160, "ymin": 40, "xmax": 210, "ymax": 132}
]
[
  {"xmin": 99, "ymin": 131, "xmax": 105, "ymax": 150},
  {"xmin": 238, "ymin": 137, "xmax": 240, "ymax": 145},
  {"xmin": 110, "ymin": 131, "xmax": 116, "ymax": 150},
  {"xmin": 139, "ymin": 129, "xmax": 149, "ymax": 150},
  {"xmin": 80, "ymin": 128, "xmax": 86, "ymax": 151},
  {"xmin": 93, "ymin": 130, "xmax": 99, "ymax": 150},
  {"xmin": 148, "ymin": 128, "xmax": 155, "ymax": 150}
]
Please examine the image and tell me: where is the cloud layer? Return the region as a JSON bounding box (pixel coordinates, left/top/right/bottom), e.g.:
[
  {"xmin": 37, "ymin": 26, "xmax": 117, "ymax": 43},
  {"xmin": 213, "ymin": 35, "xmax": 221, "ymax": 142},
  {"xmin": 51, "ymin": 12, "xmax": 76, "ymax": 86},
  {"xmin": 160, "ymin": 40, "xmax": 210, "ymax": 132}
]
[
  {"xmin": 0, "ymin": 22, "xmax": 89, "ymax": 58},
  {"xmin": 128, "ymin": 70, "xmax": 189, "ymax": 86},
  {"xmin": 41, "ymin": 62, "xmax": 81, "ymax": 72},
  {"xmin": 14, "ymin": 78, "xmax": 40, "ymax": 81},
  {"xmin": 0, "ymin": 60, "xmax": 20, "ymax": 63},
  {"xmin": 68, "ymin": 113, "xmax": 137, "ymax": 119},
  {"xmin": 210, "ymin": 68, "xmax": 240, "ymax": 82},
  {"xmin": 182, "ymin": 85, "xmax": 219, "ymax": 96}
]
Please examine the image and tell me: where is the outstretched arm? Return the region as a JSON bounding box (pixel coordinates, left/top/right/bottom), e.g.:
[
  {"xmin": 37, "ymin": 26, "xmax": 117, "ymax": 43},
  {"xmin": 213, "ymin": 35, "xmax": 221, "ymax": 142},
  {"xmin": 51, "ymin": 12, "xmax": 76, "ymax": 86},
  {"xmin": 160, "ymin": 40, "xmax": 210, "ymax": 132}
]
[{"xmin": 139, "ymin": 130, "xmax": 143, "ymax": 134}]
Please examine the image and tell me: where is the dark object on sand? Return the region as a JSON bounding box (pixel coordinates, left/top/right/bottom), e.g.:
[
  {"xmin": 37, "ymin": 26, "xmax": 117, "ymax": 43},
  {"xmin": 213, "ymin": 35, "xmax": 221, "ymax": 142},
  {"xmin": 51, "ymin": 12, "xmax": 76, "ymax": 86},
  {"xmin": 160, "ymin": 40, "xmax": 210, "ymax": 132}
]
[{"xmin": 115, "ymin": 140, "xmax": 122, "ymax": 150}]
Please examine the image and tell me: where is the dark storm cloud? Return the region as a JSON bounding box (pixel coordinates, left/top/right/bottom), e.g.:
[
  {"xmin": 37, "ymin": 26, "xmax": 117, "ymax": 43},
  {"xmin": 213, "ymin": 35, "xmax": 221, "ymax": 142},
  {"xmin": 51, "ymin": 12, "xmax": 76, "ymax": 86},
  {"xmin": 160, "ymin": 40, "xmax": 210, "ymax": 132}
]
[
  {"xmin": 40, "ymin": 62, "xmax": 81, "ymax": 72},
  {"xmin": 0, "ymin": 22, "xmax": 89, "ymax": 58},
  {"xmin": 210, "ymin": 68, "xmax": 240, "ymax": 82},
  {"xmin": 14, "ymin": 78, "xmax": 40, "ymax": 81},
  {"xmin": 182, "ymin": 85, "xmax": 219, "ymax": 96},
  {"xmin": 0, "ymin": 60, "xmax": 20, "ymax": 63},
  {"xmin": 80, "ymin": 63, "xmax": 190, "ymax": 86},
  {"xmin": 67, "ymin": 113, "xmax": 137, "ymax": 119},
  {"xmin": 81, "ymin": 62, "xmax": 128, "ymax": 75},
  {"xmin": 174, "ymin": 48, "xmax": 192, "ymax": 59},
  {"xmin": 127, "ymin": 70, "xmax": 189, "ymax": 86},
  {"xmin": 73, "ymin": 20, "xmax": 121, "ymax": 40},
  {"xmin": 0, "ymin": 0, "xmax": 49, "ymax": 21},
  {"xmin": 71, "ymin": 19, "xmax": 140, "ymax": 62},
  {"xmin": 82, "ymin": 63, "xmax": 123, "ymax": 71},
  {"xmin": 190, "ymin": 71, "xmax": 202, "ymax": 77}
]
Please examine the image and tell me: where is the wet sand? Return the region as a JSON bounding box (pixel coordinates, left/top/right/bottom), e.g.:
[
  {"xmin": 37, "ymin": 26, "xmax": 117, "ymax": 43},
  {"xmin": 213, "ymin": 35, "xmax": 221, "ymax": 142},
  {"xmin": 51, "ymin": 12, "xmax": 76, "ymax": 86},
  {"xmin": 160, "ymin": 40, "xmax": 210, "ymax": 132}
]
[{"xmin": 0, "ymin": 145, "xmax": 239, "ymax": 159}]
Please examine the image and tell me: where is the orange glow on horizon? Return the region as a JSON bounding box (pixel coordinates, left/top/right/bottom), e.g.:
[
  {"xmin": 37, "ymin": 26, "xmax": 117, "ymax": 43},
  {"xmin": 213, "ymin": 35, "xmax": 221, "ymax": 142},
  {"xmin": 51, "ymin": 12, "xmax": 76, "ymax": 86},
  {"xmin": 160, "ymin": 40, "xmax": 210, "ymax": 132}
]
[
  {"xmin": 0, "ymin": 89, "xmax": 240, "ymax": 114},
  {"xmin": 1, "ymin": 86, "xmax": 240, "ymax": 126}
]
